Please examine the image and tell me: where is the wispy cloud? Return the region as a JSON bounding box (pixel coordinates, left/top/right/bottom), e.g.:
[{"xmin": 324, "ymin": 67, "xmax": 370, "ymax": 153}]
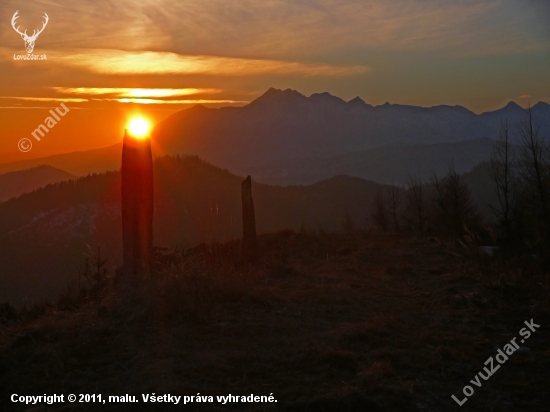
[
  {"xmin": 518, "ymin": 94, "xmax": 532, "ymax": 99},
  {"xmin": 44, "ymin": 49, "xmax": 369, "ymax": 76},
  {"xmin": 3, "ymin": 0, "xmax": 545, "ymax": 58},
  {"xmin": 103, "ymin": 98, "xmax": 246, "ymax": 104},
  {"xmin": 51, "ymin": 87, "xmax": 222, "ymax": 97},
  {"xmin": 0, "ymin": 93, "xmax": 245, "ymax": 106},
  {"xmin": 161, "ymin": 0, "xmax": 550, "ymax": 57},
  {"xmin": 1, "ymin": 96, "xmax": 88, "ymax": 102},
  {"xmin": 0, "ymin": 106, "xmax": 83, "ymax": 109},
  {"xmin": 0, "ymin": 0, "xmax": 171, "ymax": 51}
]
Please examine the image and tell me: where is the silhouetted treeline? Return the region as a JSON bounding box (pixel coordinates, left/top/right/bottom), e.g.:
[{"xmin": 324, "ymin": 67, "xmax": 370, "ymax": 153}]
[
  {"xmin": 369, "ymin": 164, "xmax": 482, "ymax": 238},
  {"xmin": 0, "ymin": 171, "xmax": 120, "ymax": 234},
  {"xmin": 369, "ymin": 106, "xmax": 550, "ymax": 257},
  {"xmin": 489, "ymin": 107, "xmax": 550, "ymax": 252}
]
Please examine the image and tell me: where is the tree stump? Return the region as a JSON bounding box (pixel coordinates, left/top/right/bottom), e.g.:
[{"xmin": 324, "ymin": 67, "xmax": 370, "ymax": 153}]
[
  {"xmin": 121, "ymin": 130, "xmax": 154, "ymax": 279},
  {"xmin": 241, "ymin": 175, "xmax": 258, "ymax": 263}
]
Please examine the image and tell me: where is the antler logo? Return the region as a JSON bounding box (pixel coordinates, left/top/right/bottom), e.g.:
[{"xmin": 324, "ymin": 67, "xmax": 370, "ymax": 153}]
[{"xmin": 11, "ymin": 11, "xmax": 49, "ymax": 54}]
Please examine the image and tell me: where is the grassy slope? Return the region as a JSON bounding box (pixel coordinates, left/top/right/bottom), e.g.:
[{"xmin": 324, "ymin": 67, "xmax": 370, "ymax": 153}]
[{"xmin": 0, "ymin": 232, "xmax": 549, "ymax": 411}]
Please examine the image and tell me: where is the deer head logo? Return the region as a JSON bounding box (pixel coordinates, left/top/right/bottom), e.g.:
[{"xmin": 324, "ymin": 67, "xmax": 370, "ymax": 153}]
[{"xmin": 11, "ymin": 11, "xmax": 49, "ymax": 54}]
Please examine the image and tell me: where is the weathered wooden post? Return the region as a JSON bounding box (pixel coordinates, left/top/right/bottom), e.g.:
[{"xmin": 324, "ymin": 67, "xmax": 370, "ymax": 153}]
[
  {"xmin": 241, "ymin": 175, "xmax": 258, "ymax": 263},
  {"xmin": 121, "ymin": 126, "xmax": 154, "ymax": 279}
]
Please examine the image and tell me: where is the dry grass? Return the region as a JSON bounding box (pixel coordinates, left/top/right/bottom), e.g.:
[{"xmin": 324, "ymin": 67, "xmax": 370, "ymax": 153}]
[{"xmin": 1, "ymin": 231, "xmax": 549, "ymax": 411}]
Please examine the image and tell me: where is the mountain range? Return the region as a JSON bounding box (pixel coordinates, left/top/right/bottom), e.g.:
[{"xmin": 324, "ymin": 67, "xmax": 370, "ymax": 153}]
[
  {"xmin": 2, "ymin": 86, "xmax": 528, "ymax": 307},
  {"xmin": 153, "ymin": 88, "xmax": 550, "ymax": 178},
  {"xmin": 0, "ymin": 88, "xmax": 548, "ymax": 186}
]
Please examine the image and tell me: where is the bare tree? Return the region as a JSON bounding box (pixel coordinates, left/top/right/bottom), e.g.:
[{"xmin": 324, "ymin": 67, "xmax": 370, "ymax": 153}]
[
  {"xmin": 518, "ymin": 105, "xmax": 550, "ymax": 234},
  {"xmin": 387, "ymin": 183, "xmax": 402, "ymax": 232},
  {"xmin": 241, "ymin": 175, "xmax": 258, "ymax": 263},
  {"xmin": 431, "ymin": 164, "xmax": 481, "ymax": 237},
  {"xmin": 371, "ymin": 188, "xmax": 389, "ymax": 232},
  {"xmin": 490, "ymin": 120, "xmax": 517, "ymax": 238},
  {"xmin": 342, "ymin": 212, "xmax": 354, "ymax": 233},
  {"xmin": 405, "ymin": 174, "xmax": 425, "ymax": 233}
]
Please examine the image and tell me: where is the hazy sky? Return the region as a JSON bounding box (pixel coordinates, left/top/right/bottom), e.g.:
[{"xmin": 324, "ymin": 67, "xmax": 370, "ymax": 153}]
[{"xmin": 0, "ymin": 0, "xmax": 549, "ymax": 162}]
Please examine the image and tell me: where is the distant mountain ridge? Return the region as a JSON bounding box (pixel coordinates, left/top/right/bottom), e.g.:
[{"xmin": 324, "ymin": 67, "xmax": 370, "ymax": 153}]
[
  {"xmin": 153, "ymin": 88, "xmax": 550, "ymax": 176},
  {"xmin": 0, "ymin": 144, "xmax": 121, "ymax": 176}
]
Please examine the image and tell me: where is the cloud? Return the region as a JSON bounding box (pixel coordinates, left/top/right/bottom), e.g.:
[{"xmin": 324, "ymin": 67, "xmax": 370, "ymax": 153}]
[
  {"xmin": 1, "ymin": 0, "xmax": 171, "ymax": 51},
  {"xmin": 166, "ymin": 0, "xmax": 550, "ymax": 57},
  {"xmin": 518, "ymin": 94, "xmax": 532, "ymax": 99},
  {"xmin": 101, "ymin": 98, "xmax": 245, "ymax": 104},
  {"xmin": 0, "ymin": 106, "xmax": 80, "ymax": 109},
  {"xmin": 2, "ymin": 0, "xmax": 548, "ymax": 62},
  {"xmin": 46, "ymin": 49, "xmax": 369, "ymax": 76},
  {"xmin": 0, "ymin": 93, "xmax": 245, "ymax": 106},
  {"xmin": 50, "ymin": 87, "xmax": 222, "ymax": 97},
  {"xmin": 1, "ymin": 96, "xmax": 88, "ymax": 102}
]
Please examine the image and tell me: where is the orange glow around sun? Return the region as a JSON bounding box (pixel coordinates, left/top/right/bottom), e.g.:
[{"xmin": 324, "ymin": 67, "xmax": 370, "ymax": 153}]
[{"xmin": 127, "ymin": 117, "xmax": 151, "ymax": 139}]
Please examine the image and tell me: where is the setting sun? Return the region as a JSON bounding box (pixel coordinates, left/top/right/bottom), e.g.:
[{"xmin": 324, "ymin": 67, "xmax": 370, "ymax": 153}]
[{"xmin": 127, "ymin": 117, "xmax": 150, "ymax": 139}]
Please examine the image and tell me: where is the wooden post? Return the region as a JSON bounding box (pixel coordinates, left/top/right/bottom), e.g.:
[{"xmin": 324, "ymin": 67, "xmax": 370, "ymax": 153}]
[
  {"xmin": 241, "ymin": 175, "xmax": 258, "ymax": 263},
  {"xmin": 121, "ymin": 129, "xmax": 154, "ymax": 279}
]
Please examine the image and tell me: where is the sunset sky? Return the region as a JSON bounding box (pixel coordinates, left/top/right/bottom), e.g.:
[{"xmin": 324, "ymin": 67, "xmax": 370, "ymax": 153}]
[{"xmin": 0, "ymin": 0, "xmax": 549, "ymax": 163}]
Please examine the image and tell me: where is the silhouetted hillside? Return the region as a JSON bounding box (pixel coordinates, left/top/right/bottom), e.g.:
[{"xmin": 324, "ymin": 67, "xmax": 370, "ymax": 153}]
[
  {"xmin": 0, "ymin": 155, "xmax": 396, "ymax": 308},
  {"xmin": 0, "ymin": 165, "xmax": 75, "ymax": 202}
]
